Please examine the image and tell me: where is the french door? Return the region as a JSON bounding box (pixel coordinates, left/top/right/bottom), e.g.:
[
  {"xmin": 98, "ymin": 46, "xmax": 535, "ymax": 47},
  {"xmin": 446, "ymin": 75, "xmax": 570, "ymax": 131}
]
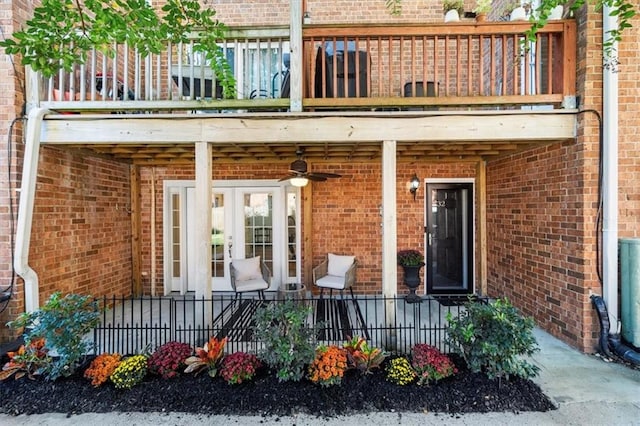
[
  {"xmin": 165, "ymin": 181, "xmax": 299, "ymax": 294},
  {"xmin": 425, "ymin": 183, "xmax": 474, "ymax": 295}
]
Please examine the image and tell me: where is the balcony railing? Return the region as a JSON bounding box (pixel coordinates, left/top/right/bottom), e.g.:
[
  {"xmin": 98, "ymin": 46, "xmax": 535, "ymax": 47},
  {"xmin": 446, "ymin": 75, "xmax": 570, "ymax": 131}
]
[{"xmin": 37, "ymin": 21, "xmax": 576, "ymax": 113}]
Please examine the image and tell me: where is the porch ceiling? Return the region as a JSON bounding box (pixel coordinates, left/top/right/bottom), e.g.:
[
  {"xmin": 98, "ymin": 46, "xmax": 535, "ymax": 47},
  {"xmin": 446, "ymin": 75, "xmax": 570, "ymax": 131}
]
[{"xmin": 39, "ymin": 110, "xmax": 577, "ymax": 165}]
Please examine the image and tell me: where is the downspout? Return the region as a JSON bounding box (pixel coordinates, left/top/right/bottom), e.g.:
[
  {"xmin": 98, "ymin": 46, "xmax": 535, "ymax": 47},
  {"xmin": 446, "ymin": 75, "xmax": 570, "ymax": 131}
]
[
  {"xmin": 14, "ymin": 107, "xmax": 49, "ymax": 312},
  {"xmin": 595, "ymin": 5, "xmax": 640, "ymax": 365},
  {"xmin": 602, "ymin": 4, "xmax": 619, "ymax": 334}
]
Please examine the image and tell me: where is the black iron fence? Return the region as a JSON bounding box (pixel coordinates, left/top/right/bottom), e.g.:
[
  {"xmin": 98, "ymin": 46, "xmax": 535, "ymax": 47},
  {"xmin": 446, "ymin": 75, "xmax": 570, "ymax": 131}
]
[{"xmin": 92, "ymin": 294, "xmax": 486, "ymax": 356}]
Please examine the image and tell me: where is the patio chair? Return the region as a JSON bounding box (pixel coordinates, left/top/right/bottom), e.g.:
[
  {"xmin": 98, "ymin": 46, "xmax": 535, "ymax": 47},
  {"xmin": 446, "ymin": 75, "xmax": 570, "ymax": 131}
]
[
  {"xmin": 313, "ymin": 253, "xmax": 357, "ymax": 301},
  {"xmin": 229, "ymin": 256, "xmax": 271, "ymax": 300}
]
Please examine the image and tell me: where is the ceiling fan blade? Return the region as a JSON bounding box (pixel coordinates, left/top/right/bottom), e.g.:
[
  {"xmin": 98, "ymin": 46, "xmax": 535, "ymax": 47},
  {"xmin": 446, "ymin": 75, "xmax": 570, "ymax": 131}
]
[
  {"xmin": 306, "ymin": 175, "xmax": 327, "ymax": 182},
  {"xmin": 308, "ymin": 172, "xmax": 342, "ymax": 179}
]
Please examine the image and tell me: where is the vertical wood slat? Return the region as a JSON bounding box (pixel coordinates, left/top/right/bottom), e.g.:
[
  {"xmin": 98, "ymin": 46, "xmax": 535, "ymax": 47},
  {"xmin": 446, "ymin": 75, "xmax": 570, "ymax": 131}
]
[
  {"xmin": 467, "ymin": 36, "xmax": 472, "ymax": 95},
  {"xmin": 546, "ymin": 33, "xmax": 553, "ymax": 95},
  {"xmin": 511, "ymin": 35, "xmax": 517, "ymax": 96},
  {"xmin": 456, "ymin": 35, "xmax": 461, "ymax": 96}
]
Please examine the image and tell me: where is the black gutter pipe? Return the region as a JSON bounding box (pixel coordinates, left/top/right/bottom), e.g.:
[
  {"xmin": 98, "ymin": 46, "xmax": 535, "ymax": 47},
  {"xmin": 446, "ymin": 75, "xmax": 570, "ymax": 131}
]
[{"xmin": 591, "ymin": 294, "xmax": 640, "ymax": 365}]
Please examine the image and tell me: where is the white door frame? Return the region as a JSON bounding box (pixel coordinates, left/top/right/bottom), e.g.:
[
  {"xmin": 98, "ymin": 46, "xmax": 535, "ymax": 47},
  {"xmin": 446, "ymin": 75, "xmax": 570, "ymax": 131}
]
[{"xmin": 163, "ymin": 179, "xmax": 296, "ymax": 294}]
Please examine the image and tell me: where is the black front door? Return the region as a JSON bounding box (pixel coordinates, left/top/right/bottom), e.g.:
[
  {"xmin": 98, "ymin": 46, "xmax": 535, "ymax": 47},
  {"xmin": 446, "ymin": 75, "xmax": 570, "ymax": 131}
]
[{"xmin": 426, "ymin": 183, "xmax": 473, "ymax": 294}]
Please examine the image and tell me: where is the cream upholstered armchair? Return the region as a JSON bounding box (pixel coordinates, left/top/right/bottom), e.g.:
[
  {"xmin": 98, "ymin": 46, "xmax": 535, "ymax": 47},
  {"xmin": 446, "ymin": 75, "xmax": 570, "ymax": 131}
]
[
  {"xmin": 312, "ymin": 253, "xmax": 357, "ymax": 300},
  {"xmin": 229, "ymin": 256, "xmax": 271, "ymax": 300}
]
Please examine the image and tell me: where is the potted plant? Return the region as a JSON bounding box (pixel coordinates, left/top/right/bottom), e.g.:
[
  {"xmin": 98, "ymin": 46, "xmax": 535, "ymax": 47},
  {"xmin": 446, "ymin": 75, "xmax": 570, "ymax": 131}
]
[
  {"xmin": 397, "ymin": 249, "xmax": 425, "ymax": 303},
  {"xmin": 473, "ymin": 0, "xmax": 492, "ymax": 21},
  {"xmin": 443, "ymin": 0, "xmax": 464, "ymax": 22}
]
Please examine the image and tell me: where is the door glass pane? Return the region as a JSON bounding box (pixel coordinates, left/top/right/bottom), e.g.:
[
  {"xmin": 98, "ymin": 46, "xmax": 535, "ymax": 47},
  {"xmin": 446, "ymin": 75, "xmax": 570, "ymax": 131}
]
[
  {"xmin": 286, "ymin": 191, "xmax": 297, "ymax": 278},
  {"xmin": 171, "ymin": 193, "xmax": 181, "ymax": 278},
  {"xmin": 211, "ymin": 193, "xmax": 225, "ymax": 278},
  {"xmin": 430, "ymin": 188, "xmax": 465, "ymax": 290},
  {"xmin": 243, "ymin": 192, "xmax": 273, "ymax": 272}
]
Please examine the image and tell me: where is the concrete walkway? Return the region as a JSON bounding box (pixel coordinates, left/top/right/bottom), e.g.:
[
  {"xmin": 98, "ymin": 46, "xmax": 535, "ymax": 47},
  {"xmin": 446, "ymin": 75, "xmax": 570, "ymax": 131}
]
[{"xmin": 1, "ymin": 328, "xmax": 639, "ymax": 425}]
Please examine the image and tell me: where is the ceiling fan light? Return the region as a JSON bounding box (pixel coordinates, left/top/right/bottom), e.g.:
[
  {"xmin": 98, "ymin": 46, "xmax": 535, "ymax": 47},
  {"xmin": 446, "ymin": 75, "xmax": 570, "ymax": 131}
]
[{"xmin": 290, "ymin": 177, "xmax": 309, "ymax": 187}]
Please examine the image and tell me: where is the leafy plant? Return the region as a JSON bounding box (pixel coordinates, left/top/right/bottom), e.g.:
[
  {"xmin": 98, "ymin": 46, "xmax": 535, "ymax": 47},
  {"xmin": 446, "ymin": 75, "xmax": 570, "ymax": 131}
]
[
  {"xmin": 473, "ymin": 0, "xmax": 492, "ymax": 14},
  {"xmin": 385, "ymin": 356, "xmax": 416, "ymax": 385},
  {"xmin": 84, "ymin": 353, "xmax": 122, "ymax": 387},
  {"xmin": 385, "ymin": 0, "xmax": 402, "ymax": 15},
  {"xmin": 253, "ymin": 299, "xmax": 318, "ymax": 382},
  {"xmin": 147, "ymin": 341, "xmax": 192, "ymax": 379},
  {"xmin": 307, "ymin": 345, "xmax": 348, "ymax": 387},
  {"xmin": 397, "ymin": 249, "xmax": 424, "ymax": 266},
  {"xmin": 343, "ymin": 336, "xmax": 387, "ymax": 374},
  {"xmin": 7, "ymin": 292, "xmax": 101, "ymax": 380},
  {"xmin": 110, "ymin": 354, "xmax": 148, "ymax": 389},
  {"xmin": 446, "ymin": 298, "xmax": 540, "ymax": 381},
  {"xmin": 0, "ymin": 0, "xmax": 235, "ymax": 97},
  {"xmin": 220, "ymin": 352, "xmax": 262, "ymax": 385},
  {"xmin": 523, "ymin": 0, "xmax": 636, "ymax": 68},
  {"xmin": 184, "ymin": 337, "xmax": 227, "ymax": 378},
  {"xmin": 443, "ymin": 0, "xmax": 465, "ymax": 14},
  {"xmin": 0, "ymin": 337, "xmax": 51, "ymax": 381},
  {"xmin": 411, "ymin": 344, "xmax": 457, "ymax": 385}
]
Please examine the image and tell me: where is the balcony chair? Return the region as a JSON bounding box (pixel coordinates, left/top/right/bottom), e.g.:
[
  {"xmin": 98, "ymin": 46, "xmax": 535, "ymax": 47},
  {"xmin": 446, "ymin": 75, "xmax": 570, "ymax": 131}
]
[
  {"xmin": 313, "ymin": 253, "xmax": 357, "ymax": 301},
  {"xmin": 229, "ymin": 256, "xmax": 271, "ymax": 300}
]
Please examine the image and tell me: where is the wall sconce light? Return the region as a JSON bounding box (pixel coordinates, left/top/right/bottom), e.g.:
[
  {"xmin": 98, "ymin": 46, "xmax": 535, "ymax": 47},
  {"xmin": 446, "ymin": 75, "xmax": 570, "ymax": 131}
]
[
  {"xmin": 303, "ymin": 12, "xmax": 311, "ymax": 25},
  {"xmin": 290, "ymin": 176, "xmax": 309, "ymax": 187},
  {"xmin": 409, "ymin": 174, "xmax": 420, "ymax": 200}
]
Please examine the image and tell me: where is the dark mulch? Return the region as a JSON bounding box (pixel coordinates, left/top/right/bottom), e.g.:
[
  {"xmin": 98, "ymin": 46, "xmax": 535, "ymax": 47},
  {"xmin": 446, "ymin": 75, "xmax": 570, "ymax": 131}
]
[{"xmin": 0, "ymin": 356, "xmax": 556, "ymax": 418}]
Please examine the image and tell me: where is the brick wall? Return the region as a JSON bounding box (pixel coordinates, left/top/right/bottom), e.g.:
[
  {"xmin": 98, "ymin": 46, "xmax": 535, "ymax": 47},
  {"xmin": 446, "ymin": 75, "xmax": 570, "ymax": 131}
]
[
  {"xmin": 0, "ymin": 0, "xmax": 29, "ymax": 340},
  {"xmin": 211, "ymin": 0, "xmax": 475, "ymax": 26},
  {"xmin": 137, "ymin": 161, "xmax": 476, "ymax": 296},
  {"xmin": 27, "ymin": 147, "xmax": 133, "ymax": 300}
]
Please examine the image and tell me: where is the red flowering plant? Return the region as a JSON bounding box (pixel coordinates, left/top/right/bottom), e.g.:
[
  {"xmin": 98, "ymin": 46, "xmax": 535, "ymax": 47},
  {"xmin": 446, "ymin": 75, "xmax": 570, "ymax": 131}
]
[
  {"xmin": 84, "ymin": 353, "xmax": 122, "ymax": 387},
  {"xmin": 220, "ymin": 352, "xmax": 262, "ymax": 385},
  {"xmin": 343, "ymin": 336, "xmax": 387, "ymax": 374},
  {"xmin": 0, "ymin": 337, "xmax": 51, "ymax": 381},
  {"xmin": 184, "ymin": 336, "xmax": 227, "ymax": 377},
  {"xmin": 411, "ymin": 343, "xmax": 457, "ymax": 385},
  {"xmin": 307, "ymin": 345, "xmax": 348, "ymax": 387},
  {"xmin": 148, "ymin": 341, "xmax": 192, "ymax": 379}
]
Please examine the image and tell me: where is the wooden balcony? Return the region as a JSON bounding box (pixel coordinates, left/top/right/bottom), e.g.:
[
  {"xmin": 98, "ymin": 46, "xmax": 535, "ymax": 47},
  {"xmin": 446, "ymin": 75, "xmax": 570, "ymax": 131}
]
[{"xmin": 35, "ymin": 20, "xmax": 576, "ymax": 114}]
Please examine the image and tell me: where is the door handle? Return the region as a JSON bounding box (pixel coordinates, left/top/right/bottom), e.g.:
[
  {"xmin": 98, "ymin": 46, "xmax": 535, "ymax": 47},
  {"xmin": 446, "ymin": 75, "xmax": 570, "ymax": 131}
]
[{"xmin": 428, "ymin": 233, "xmax": 432, "ymax": 246}]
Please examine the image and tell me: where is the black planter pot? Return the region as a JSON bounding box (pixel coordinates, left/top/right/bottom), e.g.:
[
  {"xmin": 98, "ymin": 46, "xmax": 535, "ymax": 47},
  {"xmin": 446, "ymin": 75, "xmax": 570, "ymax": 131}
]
[{"xmin": 401, "ymin": 263, "xmax": 425, "ymax": 303}]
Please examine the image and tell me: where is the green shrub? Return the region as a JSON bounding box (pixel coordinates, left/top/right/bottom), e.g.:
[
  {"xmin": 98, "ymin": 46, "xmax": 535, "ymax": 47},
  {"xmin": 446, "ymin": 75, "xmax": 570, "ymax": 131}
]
[
  {"xmin": 446, "ymin": 298, "xmax": 540, "ymax": 381},
  {"xmin": 110, "ymin": 354, "xmax": 148, "ymax": 389},
  {"xmin": 253, "ymin": 300, "xmax": 318, "ymax": 382},
  {"xmin": 8, "ymin": 292, "xmax": 101, "ymax": 380}
]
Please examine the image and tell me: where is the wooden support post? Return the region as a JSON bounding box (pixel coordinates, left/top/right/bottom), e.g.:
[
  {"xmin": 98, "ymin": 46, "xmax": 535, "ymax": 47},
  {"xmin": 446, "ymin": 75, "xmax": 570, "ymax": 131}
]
[
  {"xmin": 382, "ymin": 140, "xmax": 398, "ymax": 349},
  {"xmin": 130, "ymin": 165, "xmax": 142, "ymax": 296},
  {"xmin": 476, "ymin": 161, "xmax": 487, "ymax": 295}
]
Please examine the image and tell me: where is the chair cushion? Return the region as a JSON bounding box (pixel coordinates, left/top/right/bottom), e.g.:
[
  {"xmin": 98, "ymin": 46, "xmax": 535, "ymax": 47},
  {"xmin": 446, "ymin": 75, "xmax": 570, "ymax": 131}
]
[
  {"xmin": 235, "ymin": 277, "xmax": 269, "ymax": 292},
  {"xmin": 232, "ymin": 256, "xmax": 262, "ymax": 281},
  {"xmin": 327, "ymin": 253, "xmax": 355, "ymax": 277},
  {"xmin": 316, "ymin": 275, "xmax": 346, "ymax": 290}
]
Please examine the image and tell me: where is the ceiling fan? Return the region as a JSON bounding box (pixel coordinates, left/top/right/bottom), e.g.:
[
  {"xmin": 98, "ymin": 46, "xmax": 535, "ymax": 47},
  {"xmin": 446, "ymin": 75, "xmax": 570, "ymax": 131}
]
[{"xmin": 278, "ymin": 149, "xmax": 341, "ymax": 187}]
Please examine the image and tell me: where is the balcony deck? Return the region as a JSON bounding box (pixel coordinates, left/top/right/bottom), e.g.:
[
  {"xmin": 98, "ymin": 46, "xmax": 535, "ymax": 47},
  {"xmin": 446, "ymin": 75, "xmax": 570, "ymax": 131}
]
[{"xmin": 31, "ymin": 21, "xmax": 577, "ymax": 164}]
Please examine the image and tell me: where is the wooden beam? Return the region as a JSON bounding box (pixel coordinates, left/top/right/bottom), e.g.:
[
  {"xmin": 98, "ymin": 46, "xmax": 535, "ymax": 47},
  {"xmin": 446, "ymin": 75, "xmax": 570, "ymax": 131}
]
[{"xmin": 40, "ymin": 112, "xmax": 576, "ymax": 145}]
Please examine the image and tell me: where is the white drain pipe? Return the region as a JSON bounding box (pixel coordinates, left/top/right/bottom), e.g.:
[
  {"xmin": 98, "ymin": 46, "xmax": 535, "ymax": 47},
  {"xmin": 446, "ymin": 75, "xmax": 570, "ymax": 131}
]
[
  {"xmin": 14, "ymin": 107, "xmax": 49, "ymax": 312},
  {"xmin": 601, "ymin": 5, "xmax": 619, "ymax": 330}
]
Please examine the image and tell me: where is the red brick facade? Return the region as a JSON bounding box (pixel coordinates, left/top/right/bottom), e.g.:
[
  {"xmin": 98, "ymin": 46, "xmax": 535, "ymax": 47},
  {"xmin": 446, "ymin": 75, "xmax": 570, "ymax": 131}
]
[{"xmin": 1, "ymin": 1, "xmax": 639, "ymax": 353}]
